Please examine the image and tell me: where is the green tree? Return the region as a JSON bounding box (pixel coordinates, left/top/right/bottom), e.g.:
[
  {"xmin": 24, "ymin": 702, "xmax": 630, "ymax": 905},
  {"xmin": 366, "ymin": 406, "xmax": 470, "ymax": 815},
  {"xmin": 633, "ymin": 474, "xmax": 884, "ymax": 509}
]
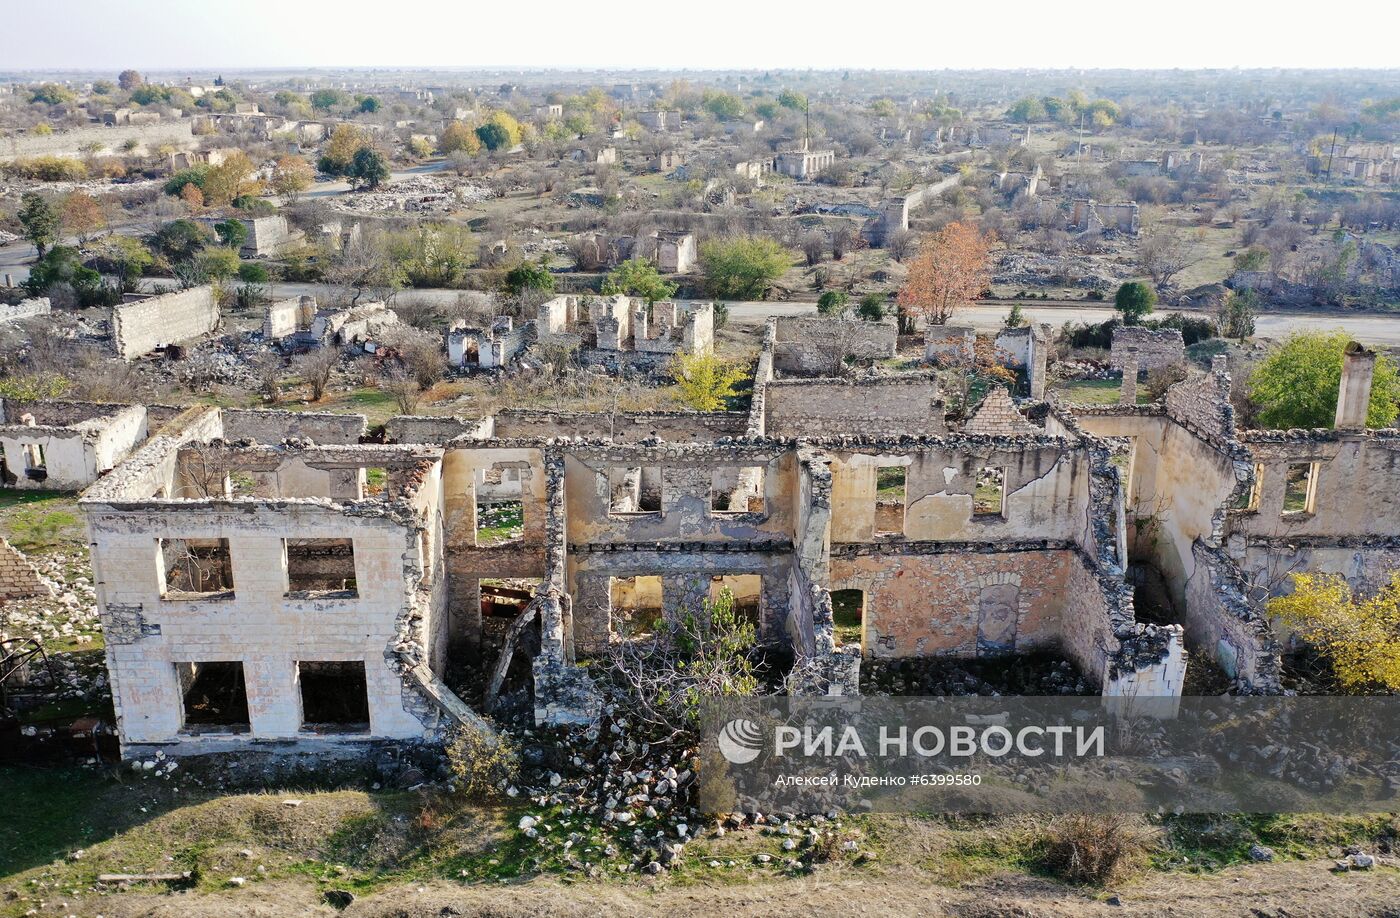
[
  {"xmin": 1217, "ymin": 289, "xmax": 1257, "ymax": 342},
  {"xmin": 1249, "ymin": 331, "xmax": 1400, "ymax": 429},
  {"xmin": 214, "ymin": 219, "xmax": 248, "ymax": 250},
  {"xmin": 17, "ymin": 193, "xmax": 60, "ymax": 257},
  {"xmin": 357, "ymin": 95, "xmax": 381, "ymax": 113},
  {"xmin": 699, "ymin": 235, "xmax": 791, "ymax": 300},
  {"xmin": 1004, "ymin": 302, "xmax": 1027, "ymax": 328},
  {"xmin": 857, "ymin": 292, "xmax": 886, "ymax": 321},
  {"xmin": 386, "ymin": 224, "xmax": 477, "ymax": 288},
  {"xmin": 196, "ymin": 246, "xmax": 241, "ymax": 281},
  {"xmin": 22, "ymin": 246, "xmax": 114, "ymax": 307},
  {"xmin": 777, "ymin": 90, "xmax": 806, "ymax": 111},
  {"xmin": 602, "ymin": 259, "xmax": 677, "ymax": 305},
  {"xmin": 163, "ymin": 166, "xmax": 209, "ymax": 197},
  {"xmin": 502, "ymin": 260, "xmax": 554, "ymax": 296},
  {"xmin": 238, "ymin": 262, "xmax": 270, "ymax": 284},
  {"xmin": 669, "ymin": 352, "xmax": 745, "ymax": 411},
  {"xmin": 1007, "ymin": 96, "xmax": 1047, "ymax": 122},
  {"xmin": 310, "ymin": 88, "xmax": 348, "ymax": 111},
  {"xmin": 30, "ymin": 83, "xmax": 75, "ymax": 105},
  {"xmin": 92, "ymin": 234, "xmax": 153, "ymax": 290},
  {"xmin": 1113, "ymin": 282, "xmax": 1156, "ymax": 325},
  {"xmin": 348, "ymin": 147, "xmax": 390, "ymax": 189},
  {"xmin": 817, "ymin": 290, "xmax": 849, "ymax": 316},
  {"xmin": 1233, "ymin": 248, "xmax": 1270, "ymax": 273},
  {"xmin": 148, "ymin": 219, "xmax": 213, "ymax": 262},
  {"xmin": 475, "ymin": 112, "xmax": 522, "ymax": 152},
  {"xmin": 701, "ymin": 90, "xmax": 744, "ymax": 121}
]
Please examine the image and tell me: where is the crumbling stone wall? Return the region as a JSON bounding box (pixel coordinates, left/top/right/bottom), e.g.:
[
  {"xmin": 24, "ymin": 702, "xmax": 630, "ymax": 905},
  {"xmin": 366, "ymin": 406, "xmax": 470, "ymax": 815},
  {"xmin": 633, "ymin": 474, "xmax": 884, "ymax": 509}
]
[
  {"xmin": 262, "ymin": 296, "xmax": 317, "ymax": 340},
  {"xmin": 221, "ymin": 408, "xmax": 366, "ymax": 444},
  {"xmin": 111, "ymin": 286, "xmax": 219, "ymax": 360},
  {"xmin": 1111, "ymin": 326, "xmax": 1185, "ymax": 372},
  {"xmin": 825, "ymin": 436, "xmax": 1087, "ymax": 544},
  {"xmin": 0, "ymin": 401, "xmax": 147, "ymax": 491},
  {"xmin": 82, "ymin": 414, "xmax": 457, "ymax": 757},
  {"xmin": 0, "ymin": 297, "xmax": 50, "ymax": 324},
  {"xmin": 491, "ymin": 408, "xmax": 747, "ymax": 442},
  {"xmin": 964, "ymin": 388, "xmax": 1035, "ymax": 435},
  {"xmin": 771, "ymin": 317, "xmax": 897, "ymax": 376},
  {"xmin": 765, "ymin": 376, "xmax": 945, "ymax": 438}
]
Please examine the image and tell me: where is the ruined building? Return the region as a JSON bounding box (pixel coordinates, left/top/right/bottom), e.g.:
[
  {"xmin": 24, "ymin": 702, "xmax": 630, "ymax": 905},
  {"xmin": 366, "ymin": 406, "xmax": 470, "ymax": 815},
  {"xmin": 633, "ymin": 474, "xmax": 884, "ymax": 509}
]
[{"xmin": 40, "ymin": 319, "xmax": 1397, "ymax": 759}]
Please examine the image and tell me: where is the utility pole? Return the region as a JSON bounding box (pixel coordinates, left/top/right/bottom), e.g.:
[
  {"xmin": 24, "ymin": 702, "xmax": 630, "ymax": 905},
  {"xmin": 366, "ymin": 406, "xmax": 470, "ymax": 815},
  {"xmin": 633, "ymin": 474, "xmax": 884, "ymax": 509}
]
[
  {"xmin": 1325, "ymin": 129, "xmax": 1338, "ymax": 181},
  {"xmin": 804, "ymin": 96, "xmax": 811, "ymax": 151}
]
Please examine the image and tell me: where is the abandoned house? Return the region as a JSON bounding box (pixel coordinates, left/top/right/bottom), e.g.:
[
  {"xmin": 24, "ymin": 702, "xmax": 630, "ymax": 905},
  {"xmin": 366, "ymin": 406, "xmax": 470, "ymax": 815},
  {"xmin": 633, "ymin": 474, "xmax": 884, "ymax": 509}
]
[
  {"xmin": 1, "ymin": 399, "xmax": 149, "ymax": 490},
  {"xmin": 39, "ymin": 313, "xmax": 1397, "ymax": 760}
]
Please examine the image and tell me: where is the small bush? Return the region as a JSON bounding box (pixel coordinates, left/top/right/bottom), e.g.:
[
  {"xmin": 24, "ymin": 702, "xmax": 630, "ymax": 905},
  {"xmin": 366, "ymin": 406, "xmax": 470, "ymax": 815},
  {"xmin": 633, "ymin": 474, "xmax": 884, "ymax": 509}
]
[
  {"xmin": 1144, "ymin": 313, "xmax": 1217, "ymax": 347},
  {"xmin": 1041, "ymin": 814, "xmax": 1154, "ymax": 885},
  {"xmin": 444, "ymin": 722, "xmax": 519, "ymax": 802}
]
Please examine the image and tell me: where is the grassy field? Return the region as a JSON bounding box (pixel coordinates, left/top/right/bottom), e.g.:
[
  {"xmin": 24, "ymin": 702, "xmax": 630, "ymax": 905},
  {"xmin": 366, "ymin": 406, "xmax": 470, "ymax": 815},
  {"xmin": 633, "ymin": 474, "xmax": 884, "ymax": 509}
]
[
  {"xmin": 1049, "ymin": 377, "xmax": 1152, "ymax": 406},
  {"xmin": 2, "ymin": 764, "xmax": 1397, "ymax": 917},
  {"xmin": 0, "ymin": 490, "xmax": 85, "ymax": 555}
]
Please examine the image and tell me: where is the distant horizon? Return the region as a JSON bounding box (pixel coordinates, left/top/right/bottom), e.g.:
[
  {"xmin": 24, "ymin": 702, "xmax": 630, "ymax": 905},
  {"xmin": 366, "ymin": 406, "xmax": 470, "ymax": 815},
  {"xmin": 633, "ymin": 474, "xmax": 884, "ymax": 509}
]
[
  {"xmin": 8, "ymin": 66, "xmax": 1400, "ymax": 77},
  {"xmin": 10, "ymin": 0, "xmax": 1399, "ymax": 73}
]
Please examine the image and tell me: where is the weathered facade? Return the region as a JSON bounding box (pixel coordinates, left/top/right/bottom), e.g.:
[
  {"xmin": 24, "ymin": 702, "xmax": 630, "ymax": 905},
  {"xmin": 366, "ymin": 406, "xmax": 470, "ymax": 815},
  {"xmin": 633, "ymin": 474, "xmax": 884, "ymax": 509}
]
[{"xmin": 60, "ymin": 317, "xmax": 1399, "ymax": 759}]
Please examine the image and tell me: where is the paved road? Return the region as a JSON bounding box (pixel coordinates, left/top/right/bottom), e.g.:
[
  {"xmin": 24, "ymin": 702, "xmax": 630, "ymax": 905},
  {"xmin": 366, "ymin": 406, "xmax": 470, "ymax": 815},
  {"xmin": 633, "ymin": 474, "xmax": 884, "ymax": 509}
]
[{"xmin": 7, "ymin": 232, "xmax": 1400, "ymax": 344}]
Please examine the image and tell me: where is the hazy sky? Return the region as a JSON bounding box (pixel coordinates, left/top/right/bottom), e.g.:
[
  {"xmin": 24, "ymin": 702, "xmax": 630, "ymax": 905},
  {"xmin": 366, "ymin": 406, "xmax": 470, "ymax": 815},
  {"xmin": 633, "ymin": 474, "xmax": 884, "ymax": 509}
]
[{"xmin": 10, "ymin": 0, "xmax": 1399, "ymax": 72}]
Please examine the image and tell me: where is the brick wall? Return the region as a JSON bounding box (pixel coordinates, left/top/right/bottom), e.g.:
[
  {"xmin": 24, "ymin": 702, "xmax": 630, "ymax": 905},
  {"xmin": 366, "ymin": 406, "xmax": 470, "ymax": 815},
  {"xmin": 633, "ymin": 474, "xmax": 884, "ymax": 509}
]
[{"xmin": 0, "ymin": 538, "xmax": 52, "ymax": 599}]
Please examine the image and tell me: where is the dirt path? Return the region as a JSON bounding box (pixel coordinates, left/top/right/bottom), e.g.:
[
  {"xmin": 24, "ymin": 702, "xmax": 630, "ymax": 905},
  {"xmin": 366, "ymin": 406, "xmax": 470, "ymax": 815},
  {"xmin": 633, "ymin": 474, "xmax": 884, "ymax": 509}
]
[{"xmin": 95, "ymin": 860, "xmax": 1400, "ymax": 918}]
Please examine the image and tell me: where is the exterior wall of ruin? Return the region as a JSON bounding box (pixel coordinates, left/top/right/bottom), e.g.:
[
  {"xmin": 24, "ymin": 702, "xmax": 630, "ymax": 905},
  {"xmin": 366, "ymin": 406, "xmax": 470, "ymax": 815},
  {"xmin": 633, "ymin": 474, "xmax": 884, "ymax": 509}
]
[
  {"xmin": 89, "ymin": 500, "xmax": 440, "ymax": 754},
  {"xmin": 562, "ymin": 443, "xmax": 795, "ymax": 651},
  {"xmin": 111, "ymin": 286, "xmax": 219, "ymax": 360},
  {"xmin": 0, "ymin": 297, "xmax": 50, "ymax": 324},
  {"xmin": 1226, "ymin": 428, "xmax": 1400, "ymax": 604},
  {"xmin": 1110, "ymin": 326, "xmax": 1185, "ymax": 372},
  {"xmin": 832, "ymin": 546, "xmax": 1088, "ymax": 660},
  {"xmin": 826, "ymin": 439, "xmax": 1089, "ymax": 545},
  {"xmin": 440, "ymin": 444, "xmax": 551, "ymax": 649},
  {"xmin": 221, "ymin": 408, "xmax": 365, "ymax": 444},
  {"xmin": 490, "ymin": 409, "xmax": 747, "ymax": 443},
  {"xmin": 387, "ymin": 415, "xmax": 488, "ymax": 444},
  {"xmin": 771, "ymin": 317, "xmax": 897, "ymax": 376},
  {"xmin": 0, "ymin": 402, "xmax": 147, "ymax": 491},
  {"xmin": 82, "ymin": 411, "xmax": 455, "ymax": 757},
  {"xmin": 764, "ymin": 377, "xmax": 945, "ymax": 438}
]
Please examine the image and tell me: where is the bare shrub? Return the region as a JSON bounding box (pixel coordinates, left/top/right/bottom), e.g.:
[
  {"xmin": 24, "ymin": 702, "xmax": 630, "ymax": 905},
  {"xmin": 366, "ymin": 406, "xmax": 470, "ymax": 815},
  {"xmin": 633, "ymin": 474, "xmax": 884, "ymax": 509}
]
[
  {"xmin": 382, "ymin": 364, "xmax": 423, "ymax": 414},
  {"xmin": 295, "ymin": 347, "xmax": 340, "ymax": 401},
  {"xmin": 1041, "ymin": 814, "xmax": 1155, "ymax": 885},
  {"xmin": 252, "ymin": 353, "xmax": 283, "ymax": 404},
  {"xmin": 381, "ymin": 326, "xmax": 445, "ymax": 390},
  {"xmin": 1144, "ymin": 364, "xmax": 1188, "ymax": 400}
]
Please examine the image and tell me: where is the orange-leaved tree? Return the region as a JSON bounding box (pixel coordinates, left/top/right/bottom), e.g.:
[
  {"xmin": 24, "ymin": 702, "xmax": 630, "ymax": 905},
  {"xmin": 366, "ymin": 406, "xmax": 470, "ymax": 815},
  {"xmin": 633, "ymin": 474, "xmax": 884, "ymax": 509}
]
[{"xmin": 896, "ymin": 221, "xmax": 994, "ymax": 330}]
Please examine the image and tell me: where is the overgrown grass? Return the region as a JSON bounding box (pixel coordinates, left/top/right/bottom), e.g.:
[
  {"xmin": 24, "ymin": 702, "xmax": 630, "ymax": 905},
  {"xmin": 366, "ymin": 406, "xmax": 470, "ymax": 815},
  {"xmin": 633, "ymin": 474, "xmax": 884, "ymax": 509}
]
[
  {"xmin": 1048, "ymin": 377, "xmax": 1151, "ymax": 406},
  {"xmin": 0, "ymin": 491, "xmax": 85, "ymax": 554},
  {"xmin": 3, "ymin": 764, "xmax": 1397, "ymax": 915}
]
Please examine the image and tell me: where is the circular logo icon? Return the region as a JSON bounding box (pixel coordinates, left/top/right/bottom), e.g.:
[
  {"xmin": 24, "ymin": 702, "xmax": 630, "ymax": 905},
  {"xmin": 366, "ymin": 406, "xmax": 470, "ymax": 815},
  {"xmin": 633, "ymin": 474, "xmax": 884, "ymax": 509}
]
[{"xmin": 717, "ymin": 718, "xmax": 763, "ymax": 765}]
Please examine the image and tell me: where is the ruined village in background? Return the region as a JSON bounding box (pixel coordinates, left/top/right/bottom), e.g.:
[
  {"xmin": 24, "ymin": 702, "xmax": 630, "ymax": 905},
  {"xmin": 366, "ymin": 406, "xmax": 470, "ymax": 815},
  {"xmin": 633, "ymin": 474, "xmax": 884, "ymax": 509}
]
[{"xmin": 4, "ymin": 65, "xmax": 1400, "ymax": 915}]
